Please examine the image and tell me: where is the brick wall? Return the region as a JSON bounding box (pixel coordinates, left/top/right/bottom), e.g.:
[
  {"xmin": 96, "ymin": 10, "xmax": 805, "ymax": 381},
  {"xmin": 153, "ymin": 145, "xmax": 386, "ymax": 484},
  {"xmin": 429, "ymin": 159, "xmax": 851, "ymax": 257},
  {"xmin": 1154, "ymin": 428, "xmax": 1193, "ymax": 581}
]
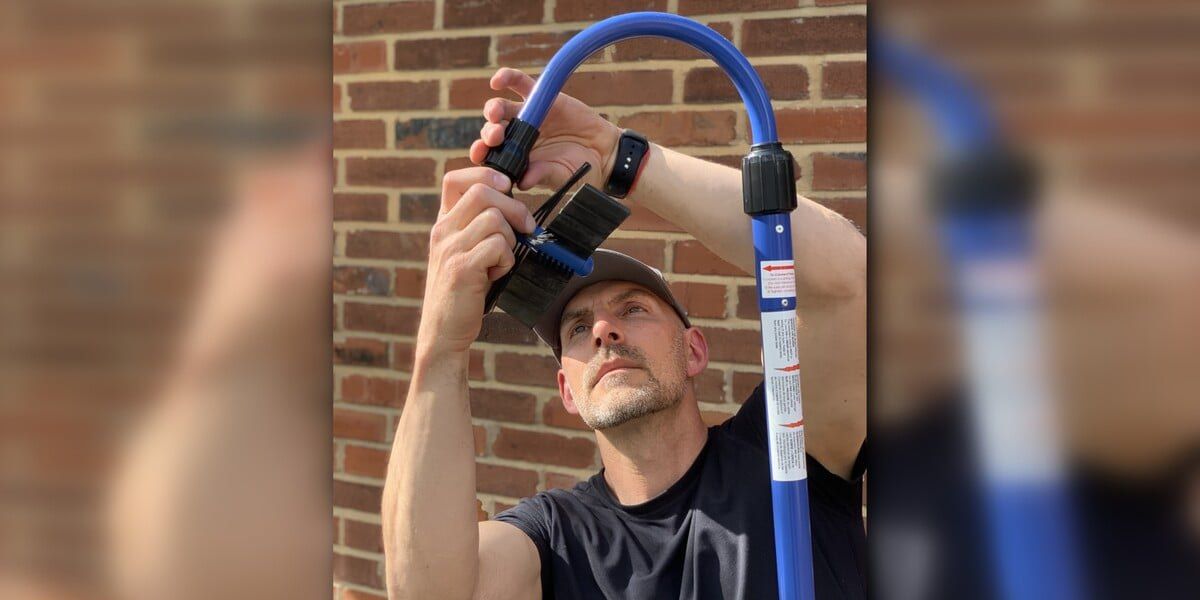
[{"xmin": 332, "ymin": 1, "xmax": 866, "ymax": 597}]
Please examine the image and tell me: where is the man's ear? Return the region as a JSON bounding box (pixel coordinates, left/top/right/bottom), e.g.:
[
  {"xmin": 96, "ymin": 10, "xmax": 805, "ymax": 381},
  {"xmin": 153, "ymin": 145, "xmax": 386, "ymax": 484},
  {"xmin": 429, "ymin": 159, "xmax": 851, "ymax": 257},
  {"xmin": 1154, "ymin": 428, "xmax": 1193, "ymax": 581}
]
[
  {"xmin": 557, "ymin": 369, "xmax": 580, "ymax": 415},
  {"xmin": 684, "ymin": 327, "xmax": 709, "ymax": 378}
]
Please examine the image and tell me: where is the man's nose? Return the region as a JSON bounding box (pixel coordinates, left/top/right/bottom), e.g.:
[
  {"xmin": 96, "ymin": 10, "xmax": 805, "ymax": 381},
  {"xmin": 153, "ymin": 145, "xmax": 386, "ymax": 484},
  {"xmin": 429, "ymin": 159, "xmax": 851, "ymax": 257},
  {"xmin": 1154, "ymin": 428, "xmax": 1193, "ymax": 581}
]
[{"xmin": 592, "ymin": 317, "xmax": 623, "ymax": 349}]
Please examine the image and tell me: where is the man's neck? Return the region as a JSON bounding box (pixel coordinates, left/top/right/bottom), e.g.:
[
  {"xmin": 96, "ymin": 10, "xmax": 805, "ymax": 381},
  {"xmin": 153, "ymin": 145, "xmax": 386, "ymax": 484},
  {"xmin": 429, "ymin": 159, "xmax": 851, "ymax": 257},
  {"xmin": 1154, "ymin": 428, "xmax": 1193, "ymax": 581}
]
[{"xmin": 595, "ymin": 395, "xmax": 708, "ymax": 506}]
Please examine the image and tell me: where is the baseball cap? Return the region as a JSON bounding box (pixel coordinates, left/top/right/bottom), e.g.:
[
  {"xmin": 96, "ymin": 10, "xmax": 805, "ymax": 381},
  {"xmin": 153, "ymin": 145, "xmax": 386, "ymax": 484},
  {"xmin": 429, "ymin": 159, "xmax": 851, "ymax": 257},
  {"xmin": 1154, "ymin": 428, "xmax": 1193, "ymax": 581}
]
[{"xmin": 532, "ymin": 249, "xmax": 692, "ymax": 361}]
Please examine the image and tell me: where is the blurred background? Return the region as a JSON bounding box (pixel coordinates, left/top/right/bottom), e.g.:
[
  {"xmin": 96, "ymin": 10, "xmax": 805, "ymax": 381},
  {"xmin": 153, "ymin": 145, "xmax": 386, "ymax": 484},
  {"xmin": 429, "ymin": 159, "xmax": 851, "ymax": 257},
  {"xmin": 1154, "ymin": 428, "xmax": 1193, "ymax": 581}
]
[
  {"xmin": 873, "ymin": 0, "xmax": 1200, "ymax": 598},
  {"xmin": 0, "ymin": 1, "xmax": 331, "ymax": 599}
]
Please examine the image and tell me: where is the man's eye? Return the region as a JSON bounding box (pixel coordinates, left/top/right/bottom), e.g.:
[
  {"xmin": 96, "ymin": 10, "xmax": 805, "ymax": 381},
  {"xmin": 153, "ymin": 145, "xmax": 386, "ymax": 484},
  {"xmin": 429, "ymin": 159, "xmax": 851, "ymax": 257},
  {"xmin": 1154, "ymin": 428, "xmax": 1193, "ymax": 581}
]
[
  {"xmin": 624, "ymin": 305, "xmax": 645, "ymax": 315},
  {"xmin": 569, "ymin": 323, "xmax": 588, "ymax": 337}
]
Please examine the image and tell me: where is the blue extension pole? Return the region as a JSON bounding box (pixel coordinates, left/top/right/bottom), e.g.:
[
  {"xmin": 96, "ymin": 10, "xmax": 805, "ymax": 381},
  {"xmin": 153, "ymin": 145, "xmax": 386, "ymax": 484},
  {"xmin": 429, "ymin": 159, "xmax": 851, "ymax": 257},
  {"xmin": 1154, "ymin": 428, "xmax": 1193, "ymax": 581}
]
[
  {"xmin": 499, "ymin": 12, "xmax": 814, "ymax": 599},
  {"xmin": 873, "ymin": 35, "xmax": 1086, "ymax": 600}
]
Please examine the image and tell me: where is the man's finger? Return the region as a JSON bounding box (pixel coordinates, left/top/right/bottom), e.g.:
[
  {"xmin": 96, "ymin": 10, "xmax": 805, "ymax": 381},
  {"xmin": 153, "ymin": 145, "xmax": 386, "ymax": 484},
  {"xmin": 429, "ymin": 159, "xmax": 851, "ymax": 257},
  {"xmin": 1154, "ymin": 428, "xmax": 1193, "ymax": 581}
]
[
  {"xmin": 456, "ymin": 206, "xmax": 517, "ymax": 252},
  {"xmin": 440, "ymin": 167, "xmax": 511, "ymax": 215},
  {"xmin": 444, "ymin": 182, "xmax": 536, "ymax": 234},
  {"xmin": 480, "ymin": 121, "xmax": 507, "ymax": 147},
  {"xmin": 490, "ymin": 67, "xmax": 535, "ymax": 98},
  {"xmin": 484, "ymin": 98, "xmax": 522, "ymax": 123}
]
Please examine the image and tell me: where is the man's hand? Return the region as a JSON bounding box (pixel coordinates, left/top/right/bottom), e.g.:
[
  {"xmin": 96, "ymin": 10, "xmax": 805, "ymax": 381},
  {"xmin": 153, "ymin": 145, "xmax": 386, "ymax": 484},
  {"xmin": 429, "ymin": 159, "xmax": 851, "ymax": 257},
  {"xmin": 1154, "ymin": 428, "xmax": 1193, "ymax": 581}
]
[
  {"xmin": 468, "ymin": 67, "xmax": 621, "ymax": 192},
  {"xmin": 417, "ymin": 166, "xmax": 537, "ymax": 357}
]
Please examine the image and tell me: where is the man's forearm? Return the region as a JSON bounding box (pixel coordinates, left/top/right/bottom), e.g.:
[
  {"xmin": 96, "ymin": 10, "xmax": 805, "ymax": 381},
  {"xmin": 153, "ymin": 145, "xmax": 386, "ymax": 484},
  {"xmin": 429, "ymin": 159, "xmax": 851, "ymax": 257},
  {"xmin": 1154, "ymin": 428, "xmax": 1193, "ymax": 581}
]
[
  {"xmin": 382, "ymin": 349, "xmax": 479, "ymax": 599},
  {"xmin": 622, "ymin": 144, "xmax": 866, "ymax": 306}
]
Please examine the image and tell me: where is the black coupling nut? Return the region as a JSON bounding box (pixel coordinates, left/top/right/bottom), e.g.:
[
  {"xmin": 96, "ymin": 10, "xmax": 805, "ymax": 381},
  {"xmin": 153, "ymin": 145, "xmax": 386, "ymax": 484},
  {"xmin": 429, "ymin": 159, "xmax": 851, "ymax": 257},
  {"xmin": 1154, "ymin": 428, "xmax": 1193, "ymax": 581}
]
[
  {"xmin": 932, "ymin": 146, "xmax": 1037, "ymax": 217},
  {"xmin": 483, "ymin": 118, "xmax": 540, "ymax": 185},
  {"xmin": 742, "ymin": 142, "xmax": 797, "ymax": 215}
]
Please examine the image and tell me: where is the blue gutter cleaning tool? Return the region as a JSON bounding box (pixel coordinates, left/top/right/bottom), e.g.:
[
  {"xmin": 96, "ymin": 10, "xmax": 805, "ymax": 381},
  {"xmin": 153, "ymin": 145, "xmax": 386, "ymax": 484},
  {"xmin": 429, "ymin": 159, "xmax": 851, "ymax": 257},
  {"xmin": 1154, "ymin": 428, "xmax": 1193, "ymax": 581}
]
[
  {"xmin": 873, "ymin": 35, "xmax": 1087, "ymax": 600},
  {"xmin": 483, "ymin": 12, "xmax": 815, "ymax": 599}
]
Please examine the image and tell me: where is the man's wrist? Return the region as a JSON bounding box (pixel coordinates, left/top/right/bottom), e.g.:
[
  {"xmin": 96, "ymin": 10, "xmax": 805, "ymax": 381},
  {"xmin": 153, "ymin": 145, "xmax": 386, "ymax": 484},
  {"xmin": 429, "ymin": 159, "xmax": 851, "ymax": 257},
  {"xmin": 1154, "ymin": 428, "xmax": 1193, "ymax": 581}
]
[{"xmin": 598, "ymin": 124, "xmax": 622, "ymax": 187}]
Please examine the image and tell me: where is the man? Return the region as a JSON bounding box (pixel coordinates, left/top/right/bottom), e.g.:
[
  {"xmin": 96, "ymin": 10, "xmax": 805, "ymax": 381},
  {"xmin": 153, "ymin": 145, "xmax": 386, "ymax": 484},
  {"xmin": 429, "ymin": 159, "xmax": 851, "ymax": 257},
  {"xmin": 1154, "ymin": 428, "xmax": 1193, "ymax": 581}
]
[{"xmin": 383, "ymin": 68, "xmax": 866, "ymax": 599}]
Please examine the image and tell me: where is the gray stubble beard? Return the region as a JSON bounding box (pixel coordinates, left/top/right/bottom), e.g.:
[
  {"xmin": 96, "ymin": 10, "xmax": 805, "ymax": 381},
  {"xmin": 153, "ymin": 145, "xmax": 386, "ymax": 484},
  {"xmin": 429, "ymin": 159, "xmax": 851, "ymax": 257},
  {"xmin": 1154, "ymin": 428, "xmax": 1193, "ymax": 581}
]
[{"xmin": 575, "ymin": 331, "xmax": 689, "ymax": 430}]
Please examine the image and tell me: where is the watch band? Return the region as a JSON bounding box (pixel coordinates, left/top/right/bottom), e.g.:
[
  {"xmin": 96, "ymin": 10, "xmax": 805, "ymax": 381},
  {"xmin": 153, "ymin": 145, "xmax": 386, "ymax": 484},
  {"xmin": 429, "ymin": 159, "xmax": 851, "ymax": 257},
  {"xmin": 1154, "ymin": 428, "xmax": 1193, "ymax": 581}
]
[{"xmin": 604, "ymin": 129, "xmax": 649, "ymax": 199}]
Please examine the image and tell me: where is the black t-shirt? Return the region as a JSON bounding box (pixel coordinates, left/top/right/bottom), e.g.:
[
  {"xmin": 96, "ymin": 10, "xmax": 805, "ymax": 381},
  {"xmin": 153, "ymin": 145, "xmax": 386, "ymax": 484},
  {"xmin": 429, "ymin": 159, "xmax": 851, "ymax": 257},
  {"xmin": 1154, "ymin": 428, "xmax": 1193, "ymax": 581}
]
[{"xmin": 494, "ymin": 382, "xmax": 867, "ymax": 599}]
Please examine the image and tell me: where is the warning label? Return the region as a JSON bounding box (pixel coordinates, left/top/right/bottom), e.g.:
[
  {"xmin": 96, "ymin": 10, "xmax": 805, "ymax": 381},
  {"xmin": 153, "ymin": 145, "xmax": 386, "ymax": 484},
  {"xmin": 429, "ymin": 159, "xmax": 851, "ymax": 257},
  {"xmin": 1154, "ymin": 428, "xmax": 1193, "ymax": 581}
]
[
  {"xmin": 760, "ymin": 309, "xmax": 807, "ymax": 481},
  {"xmin": 759, "ymin": 260, "xmax": 796, "ymax": 299}
]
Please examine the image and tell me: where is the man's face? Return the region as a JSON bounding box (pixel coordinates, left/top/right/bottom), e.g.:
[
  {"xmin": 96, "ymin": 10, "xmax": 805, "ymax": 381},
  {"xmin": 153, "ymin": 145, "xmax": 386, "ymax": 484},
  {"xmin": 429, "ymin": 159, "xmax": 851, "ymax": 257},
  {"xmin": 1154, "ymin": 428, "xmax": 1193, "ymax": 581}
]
[{"xmin": 556, "ymin": 281, "xmax": 704, "ymax": 430}]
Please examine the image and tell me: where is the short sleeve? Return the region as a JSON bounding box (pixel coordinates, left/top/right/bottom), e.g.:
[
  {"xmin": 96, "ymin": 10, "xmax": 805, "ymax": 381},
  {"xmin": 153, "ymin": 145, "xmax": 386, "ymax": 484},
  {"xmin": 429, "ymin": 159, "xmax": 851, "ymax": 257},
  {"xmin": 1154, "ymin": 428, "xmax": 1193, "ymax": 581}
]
[{"xmin": 494, "ymin": 493, "xmax": 556, "ymax": 598}]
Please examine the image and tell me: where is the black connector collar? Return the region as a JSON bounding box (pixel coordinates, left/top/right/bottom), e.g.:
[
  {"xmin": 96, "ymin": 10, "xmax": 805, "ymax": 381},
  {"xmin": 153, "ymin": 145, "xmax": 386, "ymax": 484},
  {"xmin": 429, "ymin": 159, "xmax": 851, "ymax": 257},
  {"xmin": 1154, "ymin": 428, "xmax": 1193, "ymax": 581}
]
[
  {"xmin": 742, "ymin": 142, "xmax": 797, "ymax": 215},
  {"xmin": 483, "ymin": 118, "xmax": 540, "ymax": 186}
]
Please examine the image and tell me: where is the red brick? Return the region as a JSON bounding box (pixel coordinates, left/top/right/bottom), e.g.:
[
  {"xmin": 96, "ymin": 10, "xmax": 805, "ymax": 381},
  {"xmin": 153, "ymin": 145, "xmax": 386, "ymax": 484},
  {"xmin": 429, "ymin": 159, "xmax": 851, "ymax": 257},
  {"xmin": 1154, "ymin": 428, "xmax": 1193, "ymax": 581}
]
[
  {"xmin": 562, "ymin": 70, "xmax": 674, "ymax": 107},
  {"xmin": 812, "ymin": 152, "xmax": 866, "ymax": 190},
  {"xmin": 476, "ymin": 462, "xmax": 539, "ymax": 497},
  {"xmin": 394, "ymin": 37, "xmax": 490, "ymax": 70},
  {"xmin": 334, "ymin": 119, "xmax": 385, "ymax": 150},
  {"xmin": 493, "ymin": 428, "xmax": 596, "ymax": 468},
  {"xmin": 469, "ymin": 388, "xmax": 537, "ymax": 423},
  {"xmin": 448, "ymin": 77, "xmax": 523, "ymax": 109},
  {"xmin": 614, "ymin": 22, "xmax": 733, "ymax": 61},
  {"xmin": 494, "ymin": 352, "xmax": 560, "ymax": 387},
  {"xmin": 617, "ymin": 111, "xmax": 737, "ymax": 146},
  {"xmin": 815, "ymin": 197, "xmax": 866, "ymax": 235},
  {"xmin": 732, "ymin": 371, "xmax": 762, "ymax": 403},
  {"xmin": 334, "ymin": 480, "xmax": 383, "ymax": 512},
  {"xmin": 679, "ymin": 0, "xmax": 794, "ymax": 14},
  {"xmin": 822, "ymin": 61, "xmax": 866, "ymax": 99},
  {"xmin": 775, "ymin": 107, "xmax": 866, "ymax": 144},
  {"xmin": 468, "ymin": 349, "xmax": 486, "ymax": 381},
  {"xmin": 344, "ymin": 444, "xmax": 390, "ymax": 478},
  {"xmin": 694, "ymin": 368, "xmax": 726, "ymax": 403},
  {"xmin": 673, "ymin": 240, "xmax": 746, "ymax": 276},
  {"xmin": 347, "ymin": 81, "xmax": 438, "ymax": 111},
  {"xmin": 395, "ymin": 116, "xmax": 485, "ymax": 150},
  {"xmin": 334, "ymin": 408, "xmax": 387, "ymax": 442},
  {"xmin": 445, "ymin": 0, "xmax": 542, "ymax": 28},
  {"xmin": 333, "ymin": 266, "xmax": 391, "ymax": 296},
  {"xmin": 737, "ymin": 285, "xmax": 759, "ymax": 320},
  {"xmin": 623, "ymin": 205, "xmax": 685, "ymax": 233},
  {"xmin": 685, "ymin": 64, "xmax": 808, "ymax": 103},
  {"xmin": 555, "ymin": 0, "xmax": 667, "ymax": 23},
  {"xmin": 393, "ymin": 342, "xmax": 416, "ymax": 372},
  {"xmin": 345, "ymin": 157, "xmax": 437, "ymax": 187},
  {"xmin": 399, "ymin": 193, "xmax": 440, "ymax": 223},
  {"xmin": 334, "ymin": 337, "xmax": 390, "ymax": 368},
  {"xmin": 669, "ymin": 281, "xmax": 727, "ymax": 319},
  {"xmin": 393, "ymin": 267, "xmax": 426, "ymax": 298},
  {"xmin": 498, "ymin": 31, "xmax": 586, "ymax": 68},
  {"xmin": 341, "ymin": 374, "xmax": 409, "ymax": 408},
  {"xmin": 344, "ymin": 302, "xmax": 420, "ymax": 336},
  {"xmin": 599, "ymin": 238, "xmax": 666, "ymax": 270},
  {"xmin": 543, "ymin": 400, "xmax": 591, "ymax": 431},
  {"xmin": 545, "ymin": 472, "xmax": 581, "ymax": 490},
  {"xmin": 334, "ymin": 193, "xmax": 388, "ymax": 222},
  {"xmin": 742, "ymin": 16, "xmax": 867, "ymax": 56},
  {"xmin": 333, "ymin": 553, "xmax": 383, "ymax": 588},
  {"xmin": 345, "ymin": 230, "xmax": 429, "ymax": 260},
  {"xmin": 343, "ymin": 519, "xmax": 384, "ymax": 553},
  {"xmin": 333, "ymin": 83, "xmax": 342, "ymax": 113},
  {"xmin": 333, "ymin": 41, "xmax": 387, "ymax": 75},
  {"xmin": 343, "ymin": 2, "xmax": 435, "ymax": 35},
  {"xmin": 703, "ymin": 328, "xmax": 763, "ymax": 365},
  {"xmin": 474, "ymin": 425, "xmax": 488, "ymax": 456}
]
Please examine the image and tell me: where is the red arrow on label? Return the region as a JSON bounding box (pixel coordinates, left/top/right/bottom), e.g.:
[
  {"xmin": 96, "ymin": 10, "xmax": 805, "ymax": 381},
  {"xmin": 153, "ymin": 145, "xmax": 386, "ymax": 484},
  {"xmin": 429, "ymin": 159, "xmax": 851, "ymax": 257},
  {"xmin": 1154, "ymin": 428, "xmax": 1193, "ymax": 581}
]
[
  {"xmin": 782, "ymin": 419, "xmax": 804, "ymax": 428},
  {"xmin": 762, "ymin": 264, "xmax": 794, "ymax": 272},
  {"xmin": 776, "ymin": 363, "xmax": 800, "ymax": 372}
]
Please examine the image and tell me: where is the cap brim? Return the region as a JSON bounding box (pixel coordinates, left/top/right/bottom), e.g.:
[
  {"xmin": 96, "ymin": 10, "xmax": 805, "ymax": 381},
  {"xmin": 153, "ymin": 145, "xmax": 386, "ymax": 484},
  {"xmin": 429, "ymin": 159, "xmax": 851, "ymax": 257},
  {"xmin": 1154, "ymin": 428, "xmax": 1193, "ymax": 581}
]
[{"xmin": 531, "ymin": 249, "xmax": 691, "ymax": 360}]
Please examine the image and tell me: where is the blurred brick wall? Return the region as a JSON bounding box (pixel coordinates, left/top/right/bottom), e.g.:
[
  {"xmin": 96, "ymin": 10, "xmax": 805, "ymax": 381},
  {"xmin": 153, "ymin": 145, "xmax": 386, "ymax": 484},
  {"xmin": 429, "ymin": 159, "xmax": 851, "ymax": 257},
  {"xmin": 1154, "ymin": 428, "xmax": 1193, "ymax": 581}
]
[{"xmin": 332, "ymin": 1, "xmax": 866, "ymax": 596}]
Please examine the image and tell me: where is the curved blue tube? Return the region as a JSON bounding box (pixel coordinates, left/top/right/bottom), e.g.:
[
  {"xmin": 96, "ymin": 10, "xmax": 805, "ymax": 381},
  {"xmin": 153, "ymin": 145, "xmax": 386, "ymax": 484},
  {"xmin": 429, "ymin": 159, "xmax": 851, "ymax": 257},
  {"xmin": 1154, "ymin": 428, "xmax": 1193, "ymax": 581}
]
[
  {"xmin": 518, "ymin": 12, "xmax": 778, "ymax": 144},
  {"xmin": 870, "ymin": 35, "xmax": 998, "ymax": 152}
]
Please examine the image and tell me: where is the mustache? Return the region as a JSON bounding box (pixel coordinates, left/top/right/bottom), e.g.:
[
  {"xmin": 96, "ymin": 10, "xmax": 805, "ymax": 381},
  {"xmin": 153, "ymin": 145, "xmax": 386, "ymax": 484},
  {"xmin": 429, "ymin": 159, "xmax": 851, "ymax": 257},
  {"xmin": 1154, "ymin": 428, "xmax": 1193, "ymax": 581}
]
[{"xmin": 584, "ymin": 344, "xmax": 647, "ymax": 390}]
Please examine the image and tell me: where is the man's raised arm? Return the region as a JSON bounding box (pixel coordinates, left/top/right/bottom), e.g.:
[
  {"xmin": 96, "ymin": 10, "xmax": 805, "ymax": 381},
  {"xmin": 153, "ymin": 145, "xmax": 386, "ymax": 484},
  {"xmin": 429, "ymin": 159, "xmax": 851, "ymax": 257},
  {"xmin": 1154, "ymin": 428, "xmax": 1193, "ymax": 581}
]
[{"xmin": 382, "ymin": 167, "xmax": 541, "ymax": 599}]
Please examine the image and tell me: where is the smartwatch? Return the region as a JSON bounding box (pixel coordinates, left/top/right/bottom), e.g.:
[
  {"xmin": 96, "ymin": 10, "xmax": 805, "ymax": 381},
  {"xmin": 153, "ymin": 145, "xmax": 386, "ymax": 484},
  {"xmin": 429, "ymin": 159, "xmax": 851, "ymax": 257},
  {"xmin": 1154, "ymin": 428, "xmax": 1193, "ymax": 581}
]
[{"xmin": 604, "ymin": 129, "xmax": 650, "ymax": 199}]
